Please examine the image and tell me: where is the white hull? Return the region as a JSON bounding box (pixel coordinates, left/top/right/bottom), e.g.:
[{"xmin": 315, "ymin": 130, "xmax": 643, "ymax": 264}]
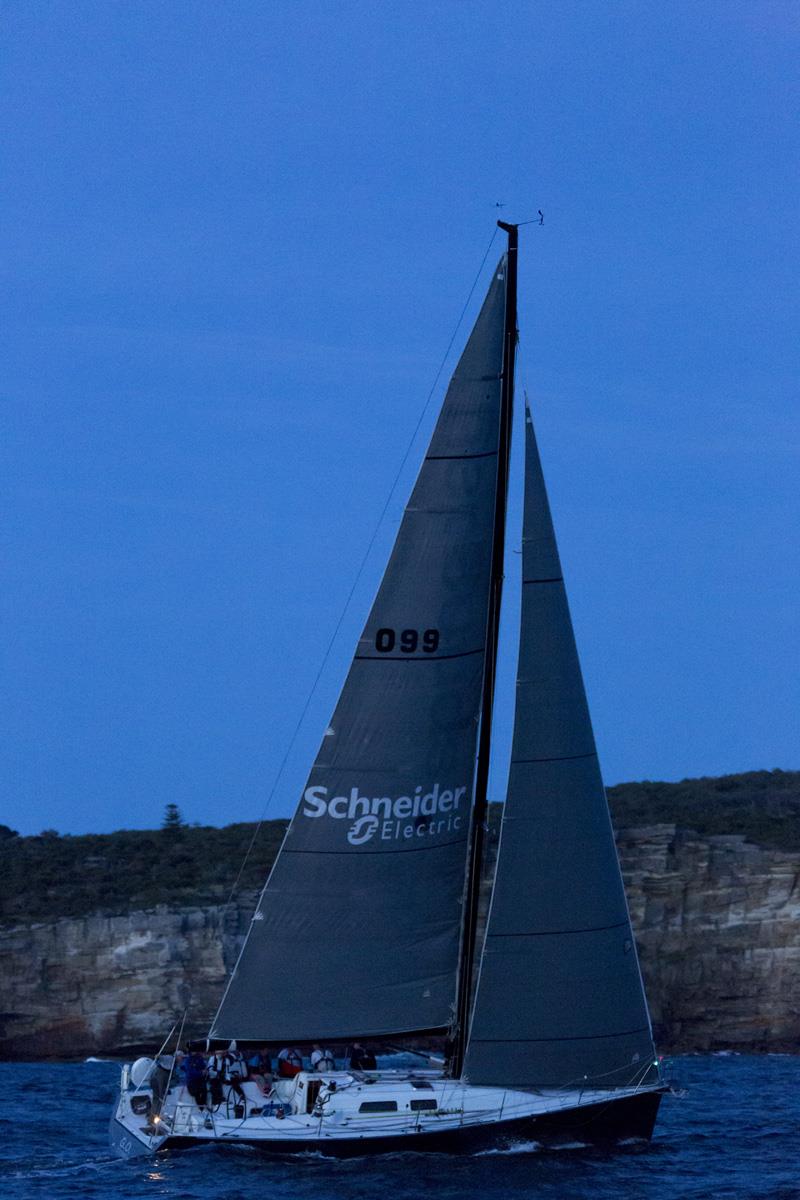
[{"xmin": 110, "ymin": 1067, "xmax": 664, "ymax": 1158}]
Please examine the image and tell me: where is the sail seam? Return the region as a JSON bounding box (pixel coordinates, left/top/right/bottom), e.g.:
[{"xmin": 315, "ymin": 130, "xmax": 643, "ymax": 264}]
[
  {"xmin": 469, "ymin": 1025, "xmax": 652, "ymax": 1044},
  {"xmin": 281, "ymin": 838, "xmax": 467, "ymax": 857},
  {"xmin": 511, "ymin": 752, "xmax": 596, "ymax": 765},
  {"xmin": 426, "ymin": 450, "xmax": 498, "ymax": 461},
  {"xmin": 522, "ymin": 576, "xmax": 563, "ymax": 584},
  {"xmin": 486, "ymin": 920, "xmax": 628, "ymax": 938},
  {"xmin": 355, "ymin": 647, "xmax": 484, "ymax": 662}
]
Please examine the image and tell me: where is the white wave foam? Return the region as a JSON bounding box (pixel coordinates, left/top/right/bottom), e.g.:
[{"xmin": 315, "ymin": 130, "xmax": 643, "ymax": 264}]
[{"xmin": 475, "ymin": 1140, "xmax": 542, "ymax": 1156}]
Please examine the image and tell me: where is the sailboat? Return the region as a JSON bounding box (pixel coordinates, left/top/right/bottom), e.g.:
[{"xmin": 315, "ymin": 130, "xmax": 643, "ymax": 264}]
[{"xmin": 110, "ymin": 222, "xmax": 666, "ymax": 1158}]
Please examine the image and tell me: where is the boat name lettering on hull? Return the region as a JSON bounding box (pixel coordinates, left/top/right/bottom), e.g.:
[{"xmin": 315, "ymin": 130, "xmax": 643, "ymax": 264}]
[{"xmin": 302, "ymin": 784, "xmax": 466, "ymax": 845}]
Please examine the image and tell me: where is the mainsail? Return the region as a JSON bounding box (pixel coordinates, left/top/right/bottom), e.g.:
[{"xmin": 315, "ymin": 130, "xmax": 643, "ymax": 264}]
[
  {"xmin": 463, "ymin": 405, "xmax": 658, "ymax": 1089},
  {"xmin": 212, "ymin": 262, "xmax": 509, "ymax": 1043}
]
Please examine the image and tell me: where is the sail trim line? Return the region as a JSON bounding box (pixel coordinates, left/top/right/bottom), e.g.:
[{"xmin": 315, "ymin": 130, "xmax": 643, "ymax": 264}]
[
  {"xmin": 281, "ymin": 838, "xmax": 468, "ymax": 857},
  {"xmin": 486, "ymin": 920, "xmax": 628, "ymax": 938},
  {"xmin": 468, "ymin": 1025, "xmax": 652, "ymax": 1044},
  {"xmin": 355, "ymin": 647, "xmax": 484, "ymax": 662},
  {"xmin": 511, "ymin": 752, "xmax": 597, "ymax": 765}
]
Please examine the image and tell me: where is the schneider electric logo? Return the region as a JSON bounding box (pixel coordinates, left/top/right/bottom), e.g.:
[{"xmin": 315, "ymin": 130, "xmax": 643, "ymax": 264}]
[{"xmin": 302, "ymin": 784, "xmax": 467, "ymax": 846}]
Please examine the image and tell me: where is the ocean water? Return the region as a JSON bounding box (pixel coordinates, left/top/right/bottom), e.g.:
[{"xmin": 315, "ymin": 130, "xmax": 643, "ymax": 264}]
[{"xmin": 1, "ymin": 1055, "xmax": 798, "ymax": 1198}]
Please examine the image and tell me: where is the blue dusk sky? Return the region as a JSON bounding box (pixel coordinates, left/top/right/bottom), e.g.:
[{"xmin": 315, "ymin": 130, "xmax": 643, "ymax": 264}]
[{"xmin": 2, "ymin": 1, "xmax": 798, "ymax": 836}]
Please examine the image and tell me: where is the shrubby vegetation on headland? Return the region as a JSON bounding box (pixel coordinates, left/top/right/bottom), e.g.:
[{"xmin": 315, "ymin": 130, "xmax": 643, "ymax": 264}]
[
  {"xmin": 609, "ymin": 768, "xmax": 800, "ymax": 848},
  {"xmin": 0, "ymin": 817, "xmax": 286, "ymax": 925},
  {"xmin": 2, "ymin": 769, "xmax": 797, "ymax": 926}
]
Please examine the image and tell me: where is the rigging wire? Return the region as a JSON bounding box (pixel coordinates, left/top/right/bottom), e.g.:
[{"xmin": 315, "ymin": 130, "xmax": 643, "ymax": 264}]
[
  {"xmin": 159, "ymin": 1008, "xmax": 188, "ymax": 1104},
  {"xmin": 221, "ymin": 224, "xmax": 502, "ymax": 913}
]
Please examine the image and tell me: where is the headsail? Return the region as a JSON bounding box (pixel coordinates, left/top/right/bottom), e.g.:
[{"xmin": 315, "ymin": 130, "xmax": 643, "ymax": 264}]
[
  {"xmin": 212, "ymin": 261, "xmax": 509, "ymax": 1043},
  {"xmin": 463, "ymin": 405, "xmax": 658, "ymax": 1089}
]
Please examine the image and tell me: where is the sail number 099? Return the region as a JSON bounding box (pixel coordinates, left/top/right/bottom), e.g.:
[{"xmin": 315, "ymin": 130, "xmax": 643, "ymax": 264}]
[{"xmin": 375, "ymin": 628, "xmax": 440, "ymax": 654}]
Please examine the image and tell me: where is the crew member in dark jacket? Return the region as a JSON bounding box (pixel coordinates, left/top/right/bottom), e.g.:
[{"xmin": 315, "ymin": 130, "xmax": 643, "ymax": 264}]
[{"xmin": 347, "ymin": 1042, "xmax": 377, "ymax": 1071}]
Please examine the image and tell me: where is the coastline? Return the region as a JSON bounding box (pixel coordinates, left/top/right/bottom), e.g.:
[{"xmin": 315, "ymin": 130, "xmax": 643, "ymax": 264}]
[{"xmin": 2, "ymin": 818, "xmax": 799, "ymax": 1061}]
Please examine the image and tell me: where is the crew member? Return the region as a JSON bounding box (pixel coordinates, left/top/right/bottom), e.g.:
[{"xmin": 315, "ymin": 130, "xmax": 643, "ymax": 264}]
[
  {"xmin": 347, "ymin": 1042, "xmax": 377, "ymax": 1071},
  {"xmin": 184, "ymin": 1043, "xmax": 208, "ymax": 1108},
  {"xmin": 276, "ymin": 1046, "xmax": 304, "ymax": 1077},
  {"xmin": 310, "ymin": 1043, "xmax": 336, "ymax": 1072},
  {"xmin": 206, "ymin": 1046, "xmax": 227, "ymax": 1108},
  {"xmin": 248, "ymin": 1046, "xmax": 273, "ymax": 1094}
]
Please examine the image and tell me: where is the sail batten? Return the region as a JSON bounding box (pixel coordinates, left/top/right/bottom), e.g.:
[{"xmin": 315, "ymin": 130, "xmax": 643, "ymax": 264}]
[
  {"xmin": 473, "ymin": 1027, "xmax": 651, "ymax": 1042},
  {"xmin": 355, "ymin": 646, "xmax": 485, "ymax": 662},
  {"xmin": 511, "ymin": 752, "xmax": 597, "ymax": 764},
  {"xmin": 211, "ymin": 261, "xmax": 509, "ymax": 1044},
  {"xmin": 426, "ymin": 449, "xmax": 499, "ymax": 461},
  {"xmin": 488, "ymin": 920, "xmax": 629, "ymax": 937},
  {"xmin": 281, "ymin": 838, "xmax": 466, "ymax": 857}
]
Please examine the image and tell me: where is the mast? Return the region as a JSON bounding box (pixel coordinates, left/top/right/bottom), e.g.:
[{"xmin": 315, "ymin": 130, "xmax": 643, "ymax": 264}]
[{"xmin": 451, "ymin": 221, "xmax": 518, "ymax": 1078}]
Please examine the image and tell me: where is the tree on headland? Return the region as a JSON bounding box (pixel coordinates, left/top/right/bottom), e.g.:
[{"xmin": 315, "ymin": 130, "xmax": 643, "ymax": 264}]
[{"xmin": 161, "ymin": 803, "xmax": 186, "ymax": 832}]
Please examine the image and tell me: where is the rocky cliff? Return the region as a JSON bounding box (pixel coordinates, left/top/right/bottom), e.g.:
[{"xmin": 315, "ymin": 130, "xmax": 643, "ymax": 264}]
[
  {"xmin": 1, "ymin": 821, "xmax": 798, "ymax": 1059},
  {"xmin": 0, "ymin": 897, "xmax": 254, "ymax": 1059},
  {"xmin": 620, "ymin": 824, "xmax": 800, "ymax": 1052}
]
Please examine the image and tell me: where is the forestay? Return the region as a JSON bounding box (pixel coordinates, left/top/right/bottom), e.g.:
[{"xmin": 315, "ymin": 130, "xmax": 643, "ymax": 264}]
[
  {"xmin": 464, "ymin": 406, "xmax": 658, "ymax": 1089},
  {"xmin": 212, "ymin": 263, "xmax": 508, "ymax": 1042}
]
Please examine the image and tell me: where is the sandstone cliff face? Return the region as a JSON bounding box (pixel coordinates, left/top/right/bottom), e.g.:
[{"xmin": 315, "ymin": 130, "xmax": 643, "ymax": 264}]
[
  {"xmin": 618, "ymin": 825, "xmax": 800, "ymax": 1052},
  {"xmin": 0, "ymin": 899, "xmax": 255, "ymax": 1059},
  {"xmin": 1, "ymin": 825, "xmax": 798, "ymax": 1058}
]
